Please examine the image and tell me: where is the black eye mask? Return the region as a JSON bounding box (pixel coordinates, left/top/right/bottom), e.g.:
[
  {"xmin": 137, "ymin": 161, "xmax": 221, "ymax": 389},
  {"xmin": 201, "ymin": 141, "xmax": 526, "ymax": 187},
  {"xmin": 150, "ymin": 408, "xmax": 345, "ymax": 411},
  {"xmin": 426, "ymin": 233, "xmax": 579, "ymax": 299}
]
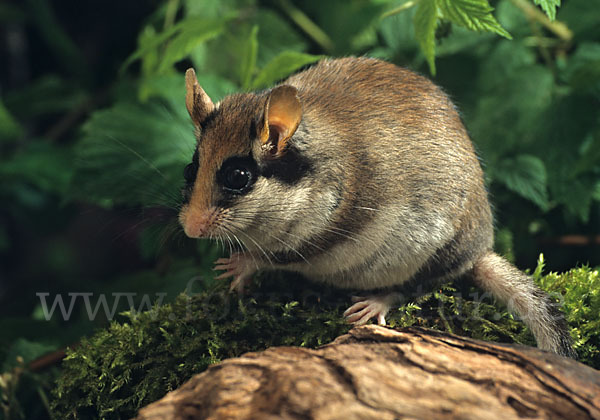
[{"xmin": 181, "ymin": 149, "xmax": 199, "ymax": 203}]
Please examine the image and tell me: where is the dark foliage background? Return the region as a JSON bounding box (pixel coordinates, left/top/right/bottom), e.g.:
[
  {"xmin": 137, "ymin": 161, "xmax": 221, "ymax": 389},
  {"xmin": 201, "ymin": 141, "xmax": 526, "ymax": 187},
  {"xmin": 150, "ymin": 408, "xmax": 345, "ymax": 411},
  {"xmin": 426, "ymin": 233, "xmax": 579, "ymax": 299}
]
[{"xmin": 0, "ymin": 0, "xmax": 599, "ymax": 418}]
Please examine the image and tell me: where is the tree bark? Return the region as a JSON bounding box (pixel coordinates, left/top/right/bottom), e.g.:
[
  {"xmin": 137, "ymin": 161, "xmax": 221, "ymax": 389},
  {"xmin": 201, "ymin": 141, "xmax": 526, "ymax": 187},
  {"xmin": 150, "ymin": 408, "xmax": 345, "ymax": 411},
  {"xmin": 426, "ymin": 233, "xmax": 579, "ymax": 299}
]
[{"xmin": 135, "ymin": 325, "xmax": 600, "ymax": 420}]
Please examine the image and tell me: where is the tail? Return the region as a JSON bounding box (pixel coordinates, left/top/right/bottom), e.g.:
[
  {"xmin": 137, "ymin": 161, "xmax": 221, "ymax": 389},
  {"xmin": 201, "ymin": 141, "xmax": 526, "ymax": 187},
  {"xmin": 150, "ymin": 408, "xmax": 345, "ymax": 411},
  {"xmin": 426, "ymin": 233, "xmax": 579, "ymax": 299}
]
[{"xmin": 471, "ymin": 251, "xmax": 576, "ymax": 358}]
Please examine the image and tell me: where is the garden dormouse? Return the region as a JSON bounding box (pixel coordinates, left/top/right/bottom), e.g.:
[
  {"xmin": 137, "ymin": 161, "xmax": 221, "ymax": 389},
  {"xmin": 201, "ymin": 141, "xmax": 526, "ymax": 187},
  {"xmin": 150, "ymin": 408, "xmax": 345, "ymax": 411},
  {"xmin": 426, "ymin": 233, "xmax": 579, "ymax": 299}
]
[{"xmin": 179, "ymin": 57, "xmax": 575, "ymax": 358}]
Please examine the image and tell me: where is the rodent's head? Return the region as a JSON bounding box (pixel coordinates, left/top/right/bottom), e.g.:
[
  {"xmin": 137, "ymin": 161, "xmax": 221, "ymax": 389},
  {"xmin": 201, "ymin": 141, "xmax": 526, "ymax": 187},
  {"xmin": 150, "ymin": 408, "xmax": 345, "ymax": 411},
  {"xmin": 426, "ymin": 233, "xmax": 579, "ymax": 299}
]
[{"xmin": 179, "ymin": 68, "xmax": 308, "ymax": 245}]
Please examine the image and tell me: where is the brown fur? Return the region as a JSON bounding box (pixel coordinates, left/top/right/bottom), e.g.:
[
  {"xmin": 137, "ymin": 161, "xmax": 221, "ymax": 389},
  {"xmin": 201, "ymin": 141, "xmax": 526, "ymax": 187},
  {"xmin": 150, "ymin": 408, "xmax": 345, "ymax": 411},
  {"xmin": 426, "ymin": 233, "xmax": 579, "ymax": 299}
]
[{"xmin": 179, "ymin": 57, "xmax": 575, "ymax": 358}]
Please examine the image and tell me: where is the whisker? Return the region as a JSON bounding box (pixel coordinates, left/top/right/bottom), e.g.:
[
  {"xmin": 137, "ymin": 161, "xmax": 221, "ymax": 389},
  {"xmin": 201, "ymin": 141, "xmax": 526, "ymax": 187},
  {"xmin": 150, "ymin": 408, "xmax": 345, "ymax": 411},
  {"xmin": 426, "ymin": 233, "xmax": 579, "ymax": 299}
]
[
  {"xmin": 230, "ymin": 230, "xmax": 247, "ymax": 254},
  {"xmin": 224, "ymin": 231, "xmax": 234, "ymax": 258},
  {"xmin": 107, "ymin": 134, "xmax": 170, "ymax": 183},
  {"xmin": 157, "ymin": 221, "xmax": 182, "ymax": 253},
  {"xmin": 223, "ymin": 222, "xmax": 274, "ymax": 268},
  {"xmin": 229, "ymin": 211, "xmax": 370, "ymax": 246},
  {"xmin": 278, "ymin": 229, "xmax": 325, "ymax": 253},
  {"xmin": 259, "ymin": 230, "xmax": 310, "ymax": 265},
  {"xmin": 221, "ymin": 225, "xmax": 261, "ymax": 270}
]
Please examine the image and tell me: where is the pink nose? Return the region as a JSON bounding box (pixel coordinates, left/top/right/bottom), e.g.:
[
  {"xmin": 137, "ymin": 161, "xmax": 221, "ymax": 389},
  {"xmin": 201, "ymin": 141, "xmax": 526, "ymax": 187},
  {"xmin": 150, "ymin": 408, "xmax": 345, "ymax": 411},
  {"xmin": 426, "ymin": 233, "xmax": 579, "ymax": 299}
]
[{"xmin": 181, "ymin": 208, "xmax": 216, "ymax": 238}]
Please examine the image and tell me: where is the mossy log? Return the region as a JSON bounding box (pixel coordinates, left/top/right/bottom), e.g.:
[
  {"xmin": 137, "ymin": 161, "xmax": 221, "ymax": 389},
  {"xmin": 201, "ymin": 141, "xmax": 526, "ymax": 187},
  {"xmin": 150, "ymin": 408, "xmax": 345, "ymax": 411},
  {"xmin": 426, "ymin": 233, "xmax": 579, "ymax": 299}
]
[{"xmin": 135, "ymin": 325, "xmax": 600, "ymax": 420}]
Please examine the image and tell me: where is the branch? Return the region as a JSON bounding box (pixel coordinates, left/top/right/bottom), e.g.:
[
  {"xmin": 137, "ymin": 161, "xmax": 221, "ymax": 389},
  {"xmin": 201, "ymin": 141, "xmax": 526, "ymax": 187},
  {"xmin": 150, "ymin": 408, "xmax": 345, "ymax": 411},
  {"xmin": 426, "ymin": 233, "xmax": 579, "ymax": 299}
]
[
  {"xmin": 510, "ymin": 0, "xmax": 573, "ymax": 42},
  {"xmin": 135, "ymin": 326, "xmax": 600, "ymax": 419}
]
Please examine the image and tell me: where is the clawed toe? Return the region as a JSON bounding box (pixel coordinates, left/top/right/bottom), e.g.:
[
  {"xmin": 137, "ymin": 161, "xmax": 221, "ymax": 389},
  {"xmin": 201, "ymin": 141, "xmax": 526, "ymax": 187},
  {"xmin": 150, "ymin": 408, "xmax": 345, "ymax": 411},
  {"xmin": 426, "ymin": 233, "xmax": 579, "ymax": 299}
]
[
  {"xmin": 214, "ymin": 263, "xmax": 238, "ymax": 272},
  {"xmin": 215, "ymin": 271, "xmax": 234, "ymax": 280},
  {"xmin": 229, "ymin": 275, "xmax": 252, "ymax": 294},
  {"xmin": 213, "ymin": 254, "xmax": 257, "ymax": 294},
  {"xmin": 343, "ymin": 295, "xmax": 394, "ymax": 326},
  {"xmin": 343, "ymin": 300, "xmax": 369, "ymax": 317},
  {"xmin": 345, "ymin": 306, "xmax": 374, "ymax": 325}
]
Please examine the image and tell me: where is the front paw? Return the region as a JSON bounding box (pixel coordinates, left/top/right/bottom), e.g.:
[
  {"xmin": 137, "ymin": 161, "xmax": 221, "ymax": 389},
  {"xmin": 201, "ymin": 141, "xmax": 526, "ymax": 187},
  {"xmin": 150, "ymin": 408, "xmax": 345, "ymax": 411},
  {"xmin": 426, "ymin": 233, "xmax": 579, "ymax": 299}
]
[{"xmin": 214, "ymin": 253, "xmax": 257, "ymax": 294}]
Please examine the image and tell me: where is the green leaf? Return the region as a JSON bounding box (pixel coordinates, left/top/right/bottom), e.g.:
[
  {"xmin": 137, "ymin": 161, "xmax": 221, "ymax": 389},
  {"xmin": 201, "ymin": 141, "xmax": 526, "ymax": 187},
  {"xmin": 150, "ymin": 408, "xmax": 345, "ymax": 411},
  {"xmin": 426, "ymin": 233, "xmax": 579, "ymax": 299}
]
[
  {"xmin": 139, "ymin": 73, "xmax": 236, "ymax": 109},
  {"xmin": 437, "ymin": 0, "xmax": 512, "ymax": 39},
  {"xmin": 495, "ymin": 0, "xmax": 530, "ymax": 36},
  {"xmin": 71, "ymin": 100, "xmax": 194, "ymax": 208},
  {"xmin": 139, "ymin": 25, "xmax": 160, "ymax": 82},
  {"xmin": 493, "ymin": 154, "xmax": 549, "ymax": 210},
  {"xmin": 2, "ymin": 338, "xmax": 57, "ymax": 370},
  {"xmin": 4, "ymin": 75, "xmax": 88, "ymax": 119},
  {"xmin": 564, "ymin": 181, "xmax": 594, "ymax": 222},
  {"xmin": 158, "ymin": 18, "xmax": 229, "ymax": 74},
  {"xmin": 122, "ymin": 16, "xmax": 232, "ymax": 74},
  {"xmin": 533, "ymin": 0, "xmax": 560, "ymax": 21},
  {"xmin": 592, "ymin": 181, "xmax": 600, "ymax": 201},
  {"xmin": 251, "ymin": 51, "xmax": 323, "ymax": 90},
  {"xmin": 184, "ymin": 0, "xmax": 223, "ymax": 18},
  {"xmin": 435, "ymin": 25, "xmax": 496, "ymax": 57},
  {"xmin": 558, "ymin": 0, "xmax": 600, "ymax": 39},
  {"xmin": 0, "ymin": 99, "xmax": 23, "ymax": 141},
  {"xmin": 413, "ymin": 0, "xmax": 439, "ymax": 75},
  {"xmin": 550, "ymin": 175, "xmax": 597, "ymax": 222},
  {"xmin": 563, "ymin": 42, "xmax": 600, "ymax": 92},
  {"xmin": 291, "ymin": 0, "xmax": 383, "ymax": 54},
  {"xmin": 239, "ymin": 25, "xmax": 259, "ymax": 90},
  {"xmin": 0, "ymin": 142, "xmax": 73, "ymax": 195},
  {"xmin": 572, "ymin": 135, "xmax": 600, "ymax": 178},
  {"xmin": 471, "ymin": 56, "xmax": 554, "ymax": 156},
  {"xmin": 398, "ymin": 0, "xmax": 512, "ymax": 72},
  {"xmin": 254, "ymin": 10, "xmax": 308, "ymax": 69},
  {"xmin": 122, "ymin": 24, "xmax": 181, "ymax": 73},
  {"xmin": 379, "ymin": 5, "xmax": 418, "ymax": 54},
  {"xmin": 195, "ymin": 74, "xmax": 238, "ymax": 102}
]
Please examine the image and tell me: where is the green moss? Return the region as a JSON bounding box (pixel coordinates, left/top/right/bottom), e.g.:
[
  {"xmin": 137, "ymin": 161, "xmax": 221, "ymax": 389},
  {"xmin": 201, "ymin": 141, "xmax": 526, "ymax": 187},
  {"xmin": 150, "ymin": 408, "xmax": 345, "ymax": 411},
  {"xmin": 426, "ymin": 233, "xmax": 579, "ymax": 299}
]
[
  {"xmin": 51, "ymin": 259, "xmax": 600, "ymax": 419},
  {"xmin": 534, "ymin": 255, "xmax": 600, "ymax": 365},
  {"xmin": 51, "ymin": 273, "xmax": 351, "ymax": 419}
]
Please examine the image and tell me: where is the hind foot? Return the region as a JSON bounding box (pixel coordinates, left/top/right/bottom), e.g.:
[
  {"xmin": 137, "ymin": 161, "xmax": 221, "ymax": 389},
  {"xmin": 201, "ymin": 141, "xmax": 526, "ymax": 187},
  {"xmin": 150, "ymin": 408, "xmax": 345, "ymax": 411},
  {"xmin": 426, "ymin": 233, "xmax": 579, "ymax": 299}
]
[{"xmin": 343, "ymin": 293, "xmax": 400, "ymax": 326}]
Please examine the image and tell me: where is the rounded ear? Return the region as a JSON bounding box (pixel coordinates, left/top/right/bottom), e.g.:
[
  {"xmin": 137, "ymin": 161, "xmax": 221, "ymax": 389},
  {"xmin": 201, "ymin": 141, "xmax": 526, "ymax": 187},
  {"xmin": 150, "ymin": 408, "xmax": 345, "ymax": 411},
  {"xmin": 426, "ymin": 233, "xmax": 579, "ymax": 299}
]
[
  {"xmin": 260, "ymin": 85, "xmax": 302, "ymax": 157},
  {"xmin": 185, "ymin": 68, "xmax": 215, "ymax": 128}
]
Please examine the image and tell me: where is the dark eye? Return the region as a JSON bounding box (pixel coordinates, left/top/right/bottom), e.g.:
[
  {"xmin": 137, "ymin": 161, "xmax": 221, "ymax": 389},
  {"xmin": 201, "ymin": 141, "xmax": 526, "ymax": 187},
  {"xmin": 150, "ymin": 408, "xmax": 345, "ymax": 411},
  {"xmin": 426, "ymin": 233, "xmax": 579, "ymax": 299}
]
[
  {"xmin": 218, "ymin": 157, "xmax": 257, "ymax": 194},
  {"xmin": 225, "ymin": 167, "xmax": 250, "ymax": 190}
]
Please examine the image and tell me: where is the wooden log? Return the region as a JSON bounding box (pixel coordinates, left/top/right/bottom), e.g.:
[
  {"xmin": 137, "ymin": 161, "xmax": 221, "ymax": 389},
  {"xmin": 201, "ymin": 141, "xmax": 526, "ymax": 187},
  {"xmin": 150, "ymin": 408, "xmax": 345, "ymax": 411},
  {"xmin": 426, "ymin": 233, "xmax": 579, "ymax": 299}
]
[{"xmin": 135, "ymin": 325, "xmax": 600, "ymax": 420}]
